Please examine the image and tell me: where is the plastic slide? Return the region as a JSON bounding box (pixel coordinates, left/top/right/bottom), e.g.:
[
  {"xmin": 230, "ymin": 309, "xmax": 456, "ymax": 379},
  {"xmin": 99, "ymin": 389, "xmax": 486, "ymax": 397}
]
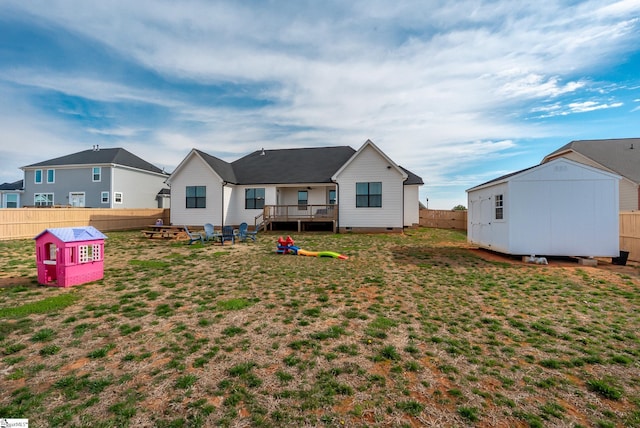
[{"xmin": 276, "ymin": 236, "xmax": 348, "ymax": 260}]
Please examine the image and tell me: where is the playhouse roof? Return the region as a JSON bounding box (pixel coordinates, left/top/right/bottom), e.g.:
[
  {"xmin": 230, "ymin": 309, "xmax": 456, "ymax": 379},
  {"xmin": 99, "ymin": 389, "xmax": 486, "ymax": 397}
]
[{"xmin": 34, "ymin": 226, "xmax": 107, "ymax": 242}]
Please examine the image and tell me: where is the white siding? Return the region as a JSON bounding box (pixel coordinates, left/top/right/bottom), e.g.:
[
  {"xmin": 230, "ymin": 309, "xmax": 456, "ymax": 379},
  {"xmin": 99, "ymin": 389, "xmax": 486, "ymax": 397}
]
[
  {"xmin": 403, "ymin": 185, "xmax": 420, "ymax": 226},
  {"xmin": 335, "ymin": 144, "xmax": 404, "ymax": 229},
  {"xmin": 112, "ymin": 167, "xmax": 168, "ymax": 208},
  {"xmin": 467, "ymin": 182, "xmax": 509, "ymax": 253},
  {"xmin": 546, "ymin": 152, "xmax": 638, "ymax": 211},
  {"xmin": 169, "ymin": 156, "xmax": 223, "ymax": 226},
  {"xmin": 226, "ymin": 185, "xmax": 278, "ymax": 226}
]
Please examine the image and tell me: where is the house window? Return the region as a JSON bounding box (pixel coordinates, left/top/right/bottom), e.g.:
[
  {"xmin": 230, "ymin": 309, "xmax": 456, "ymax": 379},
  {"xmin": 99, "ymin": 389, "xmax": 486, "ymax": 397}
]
[
  {"xmin": 245, "ymin": 188, "xmax": 265, "ymax": 209},
  {"xmin": 186, "ymin": 186, "xmax": 206, "ymax": 208},
  {"xmin": 34, "ymin": 193, "xmax": 54, "ymax": 206},
  {"xmin": 101, "ymin": 191, "xmax": 109, "ymax": 204},
  {"xmin": 114, "ymin": 192, "xmax": 123, "ymax": 204},
  {"xmin": 47, "ymin": 169, "xmax": 55, "ymax": 183},
  {"xmin": 92, "ymin": 167, "xmax": 101, "ymax": 182},
  {"xmin": 298, "ymin": 190, "xmax": 308, "ymax": 210},
  {"xmin": 495, "ymin": 194, "xmax": 504, "ymax": 220},
  {"xmin": 5, "ymin": 194, "xmax": 18, "ymax": 208},
  {"xmin": 356, "ymin": 182, "xmax": 382, "ymax": 207},
  {"xmin": 328, "ymin": 190, "xmax": 336, "ymax": 205},
  {"xmin": 35, "ymin": 169, "xmax": 43, "ymax": 184}
]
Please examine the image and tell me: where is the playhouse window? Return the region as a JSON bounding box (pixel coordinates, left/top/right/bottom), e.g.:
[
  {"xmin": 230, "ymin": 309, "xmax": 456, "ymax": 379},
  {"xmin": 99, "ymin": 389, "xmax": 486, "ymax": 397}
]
[
  {"xmin": 93, "ymin": 167, "xmax": 101, "ymax": 182},
  {"xmin": 495, "ymin": 194, "xmax": 504, "ymax": 220},
  {"xmin": 356, "ymin": 182, "xmax": 382, "ymax": 207},
  {"xmin": 186, "ymin": 186, "xmax": 206, "ymax": 208},
  {"xmin": 79, "ymin": 244, "xmax": 101, "ymax": 263},
  {"xmin": 34, "ymin": 193, "xmax": 54, "ymax": 206},
  {"xmin": 245, "ymin": 188, "xmax": 265, "ymax": 209}
]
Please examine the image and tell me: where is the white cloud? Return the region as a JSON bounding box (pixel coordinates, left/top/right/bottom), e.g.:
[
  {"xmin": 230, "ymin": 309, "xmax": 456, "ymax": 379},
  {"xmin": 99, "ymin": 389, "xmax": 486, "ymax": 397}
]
[{"xmin": 0, "ymin": 0, "xmax": 639, "ymax": 204}]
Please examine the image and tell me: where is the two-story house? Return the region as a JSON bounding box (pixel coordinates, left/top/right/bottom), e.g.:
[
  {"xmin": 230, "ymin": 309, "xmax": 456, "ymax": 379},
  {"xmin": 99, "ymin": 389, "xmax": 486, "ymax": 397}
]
[{"xmin": 21, "ymin": 146, "xmax": 170, "ymax": 208}]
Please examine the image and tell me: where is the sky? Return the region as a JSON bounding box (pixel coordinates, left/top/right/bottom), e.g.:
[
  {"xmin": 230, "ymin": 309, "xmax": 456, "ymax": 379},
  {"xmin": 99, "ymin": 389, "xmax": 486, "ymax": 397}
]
[{"xmin": 1, "ymin": 1, "xmax": 639, "ymax": 209}]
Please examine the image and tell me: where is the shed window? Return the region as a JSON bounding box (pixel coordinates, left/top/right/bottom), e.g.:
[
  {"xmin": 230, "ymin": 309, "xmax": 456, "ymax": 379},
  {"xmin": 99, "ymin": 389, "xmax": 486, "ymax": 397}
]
[
  {"xmin": 356, "ymin": 182, "xmax": 382, "ymax": 207},
  {"xmin": 495, "ymin": 194, "xmax": 504, "ymax": 220},
  {"xmin": 186, "ymin": 186, "xmax": 206, "ymax": 208},
  {"xmin": 245, "ymin": 188, "xmax": 265, "ymax": 209}
]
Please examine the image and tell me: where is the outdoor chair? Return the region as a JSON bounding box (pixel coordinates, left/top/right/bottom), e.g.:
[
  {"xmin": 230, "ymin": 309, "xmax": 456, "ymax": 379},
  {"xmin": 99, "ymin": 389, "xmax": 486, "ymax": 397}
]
[
  {"xmin": 203, "ymin": 223, "xmax": 219, "ymax": 242},
  {"xmin": 184, "ymin": 226, "xmax": 204, "ymax": 245},
  {"xmin": 238, "ymin": 222, "xmax": 258, "ymax": 242},
  {"xmin": 220, "ymin": 225, "xmax": 235, "ymax": 245}
]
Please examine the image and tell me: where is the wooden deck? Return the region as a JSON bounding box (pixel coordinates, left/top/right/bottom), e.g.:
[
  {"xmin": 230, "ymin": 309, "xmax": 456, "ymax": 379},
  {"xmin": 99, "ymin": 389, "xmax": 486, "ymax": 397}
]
[{"xmin": 257, "ymin": 204, "xmax": 337, "ymax": 232}]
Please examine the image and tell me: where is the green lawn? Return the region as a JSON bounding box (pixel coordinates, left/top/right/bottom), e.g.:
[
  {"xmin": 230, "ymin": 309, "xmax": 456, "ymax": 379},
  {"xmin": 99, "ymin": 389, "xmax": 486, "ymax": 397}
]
[{"xmin": 0, "ymin": 228, "xmax": 639, "ymax": 427}]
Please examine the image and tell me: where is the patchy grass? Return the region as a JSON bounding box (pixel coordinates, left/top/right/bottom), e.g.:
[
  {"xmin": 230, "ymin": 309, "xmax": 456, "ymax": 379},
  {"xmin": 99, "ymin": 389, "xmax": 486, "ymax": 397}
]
[{"xmin": 0, "ymin": 228, "xmax": 639, "ymax": 426}]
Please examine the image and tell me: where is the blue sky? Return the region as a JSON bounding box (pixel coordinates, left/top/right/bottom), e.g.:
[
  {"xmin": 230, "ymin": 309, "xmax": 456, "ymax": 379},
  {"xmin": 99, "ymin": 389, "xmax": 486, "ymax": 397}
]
[{"xmin": 1, "ymin": 0, "xmax": 638, "ymax": 209}]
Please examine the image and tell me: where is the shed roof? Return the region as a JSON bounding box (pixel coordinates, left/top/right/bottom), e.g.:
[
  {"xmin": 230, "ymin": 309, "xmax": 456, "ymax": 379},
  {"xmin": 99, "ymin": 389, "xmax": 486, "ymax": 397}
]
[
  {"xmin": 23, "ymin": 148, "xmax": 167, "ymax": 175},
  {"xmin": 543, "ymin": 138, "xmax": 640, "ymax": 184},
  {"xmin": 34, "ymin": 226, "xmax": 107, "ymax": 242},
  {"xmin": 466, "ymin": 158, "xmax": 620, "ymax": 192}
]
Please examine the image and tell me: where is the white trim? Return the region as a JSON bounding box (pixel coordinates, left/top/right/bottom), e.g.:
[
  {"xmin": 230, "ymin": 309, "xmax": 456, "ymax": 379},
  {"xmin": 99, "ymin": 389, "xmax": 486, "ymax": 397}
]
[
  {"xmin": 101, "ymin": 191, "xmax": 109, "ymax": 204},
  {"xmin": 332, "ymin": 140, "xmax": 408, "ymax": 182},
  {"xmin": 92, "ymin": 166, "xmax": 102, "ymax": 182}
]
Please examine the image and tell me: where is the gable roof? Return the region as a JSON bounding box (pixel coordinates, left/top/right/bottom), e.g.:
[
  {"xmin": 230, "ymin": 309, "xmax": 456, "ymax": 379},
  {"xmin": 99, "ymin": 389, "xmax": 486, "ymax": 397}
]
[
  {"xmin": 34, "ymin": 226, "xmax": 107, "ymax": 242},
  {"xmin": 466, "ymin": 158, "xmax": 620, "ymax": 192},
  {"xmin": 543, "ymin": 138, "xmax": 640, "ymax": 184},
  {"xmin": 22, "ymin": 148, "xmax": 167, "ymax": 175},
  {"xmin": 171, "ymin": 143, "xmax": 423, "ymax": 186},
  {"xmin": 232, "ymin": 146, "xmax": 356, "ymax": 184},
  {"xmin": 0, "ymin": 179, "xmax": 23, "ymax": 191}
]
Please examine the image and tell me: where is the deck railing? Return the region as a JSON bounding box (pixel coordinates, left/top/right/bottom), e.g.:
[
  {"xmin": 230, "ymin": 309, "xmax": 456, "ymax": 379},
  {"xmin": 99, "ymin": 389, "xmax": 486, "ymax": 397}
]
[{"xmin": 262, "ymin": 204, "xmax": 337, "ymax": 223}]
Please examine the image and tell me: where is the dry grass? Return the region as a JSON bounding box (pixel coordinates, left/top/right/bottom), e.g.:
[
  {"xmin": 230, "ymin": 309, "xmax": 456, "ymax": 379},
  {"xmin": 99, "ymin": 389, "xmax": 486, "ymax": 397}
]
[{"xmin": 0, "ymin": 228, "xmax": 639, "ymax": 427}]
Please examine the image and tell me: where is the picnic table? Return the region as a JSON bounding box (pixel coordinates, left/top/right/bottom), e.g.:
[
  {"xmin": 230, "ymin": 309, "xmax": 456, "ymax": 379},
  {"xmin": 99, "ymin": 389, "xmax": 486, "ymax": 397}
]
[{"xmin": 141, "ymin": 225, "xmax": 186, "ymax": 240}]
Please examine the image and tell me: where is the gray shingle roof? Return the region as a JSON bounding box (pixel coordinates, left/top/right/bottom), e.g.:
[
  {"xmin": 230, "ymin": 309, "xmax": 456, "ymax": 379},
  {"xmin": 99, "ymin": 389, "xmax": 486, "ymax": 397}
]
[
  {"xmin": 231, "ymin": 146, "xmax": 357, "ymax": 184},
  {"xmin": 196, "ymin": 146, "xmax": 423, "ymax": 185},
  {"xmin": 545, "ymin": 138, "xmax": 640, "ymax": 183},
  {"xmin": 23, "ymin": 148, "xmax": 167, "ymax": 175},
  {"xmin": 0, "ymin": 179, "xmax": 23, "ymax": 190}
]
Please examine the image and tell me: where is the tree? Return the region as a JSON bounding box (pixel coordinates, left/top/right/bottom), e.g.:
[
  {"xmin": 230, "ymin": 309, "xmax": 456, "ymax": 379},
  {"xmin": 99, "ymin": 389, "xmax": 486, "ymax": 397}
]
[{"xmin": 452, "ymin": 204, "xmax": 467, "ymax": 211}]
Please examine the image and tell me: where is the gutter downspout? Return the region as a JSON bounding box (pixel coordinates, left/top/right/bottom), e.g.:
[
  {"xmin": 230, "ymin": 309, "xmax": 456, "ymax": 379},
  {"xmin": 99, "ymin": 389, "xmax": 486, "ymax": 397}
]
[
  {"xmin": 221, "ymin": 181, "xmax": 227, "ymax": 229},
  {"xmin": 333, "ymin": 181, "xmax": 339, "ymax": 233}
]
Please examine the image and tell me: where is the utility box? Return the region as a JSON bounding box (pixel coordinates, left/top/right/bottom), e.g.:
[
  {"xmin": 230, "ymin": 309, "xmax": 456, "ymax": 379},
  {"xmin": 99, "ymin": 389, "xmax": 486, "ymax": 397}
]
[
  {"xmin": 466, "ymin": 158, "xmax": 620, "ymax": 257},
  {"xmin": 34, "ymin": 226, "xmax": 107, "ymax": 287}
]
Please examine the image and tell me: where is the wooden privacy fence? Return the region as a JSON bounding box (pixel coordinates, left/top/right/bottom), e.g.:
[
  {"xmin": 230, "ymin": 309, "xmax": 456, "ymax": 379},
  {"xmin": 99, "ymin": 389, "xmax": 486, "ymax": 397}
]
[
  {"xmin": 419, "ymin": 209, "xmax": 467, "ymax": 230},
  {"xmin": 0, "ymin": 208, "xmax": 170, "ymax": 241},
  {"xmin": 620, "ymin": 211, "xmax": 640, "ymax": 262}
]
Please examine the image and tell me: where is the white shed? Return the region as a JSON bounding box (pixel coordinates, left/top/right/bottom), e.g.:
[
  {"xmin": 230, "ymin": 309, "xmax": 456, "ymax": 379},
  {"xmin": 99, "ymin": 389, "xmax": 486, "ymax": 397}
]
[{"xmin": 466, "ymin": 158, "xmax": 620, "ymax": 257}]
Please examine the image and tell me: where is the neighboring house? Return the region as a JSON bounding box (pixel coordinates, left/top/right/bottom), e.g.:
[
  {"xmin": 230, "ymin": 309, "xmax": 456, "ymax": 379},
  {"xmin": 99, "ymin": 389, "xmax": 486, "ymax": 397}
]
[
  {"xmin": 466, "ymin": 158, "xmax": 620, "ymax": 257},
  {"xmin": 542, "ymin": 138, "xmax": 640, "ymax": 211},
  {"xmin": 0, "ymin": 179, "xmax": 23, "ymax": 208},
  {"xmin": 167, "ymin": 140, "xmax": 423, "ymax": 232},
  {"xmin": 21, "ymin": 147, "xmax": 170, "ymax": 208}
]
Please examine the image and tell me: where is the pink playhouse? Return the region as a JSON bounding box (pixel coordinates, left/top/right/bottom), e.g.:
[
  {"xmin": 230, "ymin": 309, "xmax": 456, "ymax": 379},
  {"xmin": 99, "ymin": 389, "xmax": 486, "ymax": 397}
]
[{"xmin": 34, "ymin": 226, "xmax": 107, "ymax": 287}]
